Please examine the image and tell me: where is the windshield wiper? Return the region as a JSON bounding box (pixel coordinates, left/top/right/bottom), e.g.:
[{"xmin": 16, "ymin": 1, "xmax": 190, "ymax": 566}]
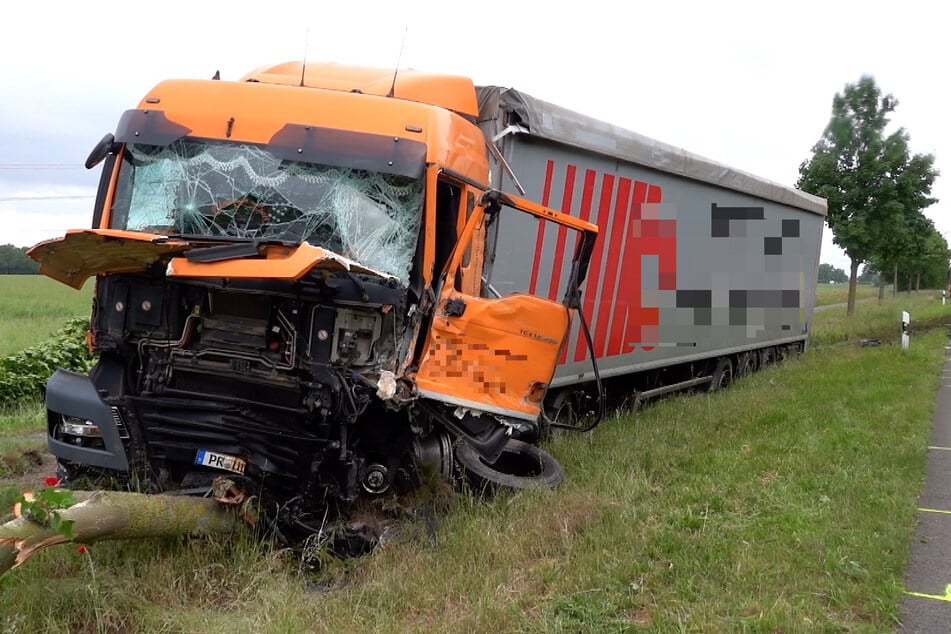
[
  {"xmin": 163, "ymin": 234, "xmax": 299, "ymax": 247},
  {"xmin": 185, "ymin": 241, "xmax": 262, "ymax": 263}
]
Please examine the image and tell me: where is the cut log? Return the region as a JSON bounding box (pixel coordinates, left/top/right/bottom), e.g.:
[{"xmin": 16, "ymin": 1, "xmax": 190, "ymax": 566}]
[{"xmin": 1, "ymin": 488, "xmax": 248, "ymax": 576}]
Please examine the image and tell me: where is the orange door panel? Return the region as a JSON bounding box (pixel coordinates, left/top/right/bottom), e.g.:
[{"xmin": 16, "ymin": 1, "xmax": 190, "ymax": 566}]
[
  {"xmin": 414, "ymin": 291, "xmax": 569, "ymax": 420},
  {"xmin": 412, "ymin": 182, "xmax": 597, "ymax": 422}
]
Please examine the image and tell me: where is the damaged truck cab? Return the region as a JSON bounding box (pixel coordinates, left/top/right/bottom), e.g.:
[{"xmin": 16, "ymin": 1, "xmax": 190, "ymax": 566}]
[{"xmin": 29, "ymin": 62, "xmax": 597, "ymax": 538}]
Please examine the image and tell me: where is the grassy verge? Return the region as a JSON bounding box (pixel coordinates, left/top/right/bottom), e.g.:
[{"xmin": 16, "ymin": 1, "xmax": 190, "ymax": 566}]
[
  {"xmin": 814, "ymin": 282, "xmax": 883, "ymax": 307},
  {"xmin": 811, "ymin": 291, "xmax": 946, "ymax": 347},
  {"xmin": 0, "ymin": 293, "xmax": 947, "ymax": 631}
]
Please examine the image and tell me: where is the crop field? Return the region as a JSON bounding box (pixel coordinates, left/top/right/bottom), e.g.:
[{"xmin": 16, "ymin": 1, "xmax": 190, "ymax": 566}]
[
  {"xmin": 1, "ymin": 276, "xmax": 949, "ymax": 631},
  {"xmin": 0, "ymin": 276, "xmax": 92, "ymax": 357}
]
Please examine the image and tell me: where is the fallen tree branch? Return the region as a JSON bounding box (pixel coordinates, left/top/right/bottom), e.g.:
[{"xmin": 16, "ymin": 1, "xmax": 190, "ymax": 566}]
[{"xmin": 1, "ymin": 488, "xmax": 248, "ymax": 576}]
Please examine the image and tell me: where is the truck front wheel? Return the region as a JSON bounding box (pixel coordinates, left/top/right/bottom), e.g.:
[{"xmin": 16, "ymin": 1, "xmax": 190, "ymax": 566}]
[{"xmin": 456, "ymin": 439, "xmax": 564, "ymax": 491}]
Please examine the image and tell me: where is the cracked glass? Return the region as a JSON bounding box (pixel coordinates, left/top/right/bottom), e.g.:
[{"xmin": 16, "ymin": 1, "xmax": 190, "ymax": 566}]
[{"xmin": 110, "ymin": 140, "xmax": 424, "ymax": 282}]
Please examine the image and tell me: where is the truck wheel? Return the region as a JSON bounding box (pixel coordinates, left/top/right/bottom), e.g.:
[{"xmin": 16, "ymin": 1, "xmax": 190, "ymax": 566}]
[
  {"xmin": 708, "ymin": 357, "xmax": 733, "ymax": 392},
  {"xmin": 545, "ymin": 389, "xmax": 596, "ymax": 433},
  {"xmin": 456, "ymin": 439, "xmax": 564, "ymax": 491},
  {"xmin": 736, "ymin": 352, "xmax": 756, "ymax": 377},
  {"xmin": 760, "ymin": 347, "xmax": 775, "ymax": 369}
]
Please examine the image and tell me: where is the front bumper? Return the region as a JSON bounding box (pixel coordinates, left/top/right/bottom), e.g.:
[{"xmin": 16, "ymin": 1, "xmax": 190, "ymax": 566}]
[{"xmin": 46, "ymin": 369, "xmax": 129, "ymax": 471}]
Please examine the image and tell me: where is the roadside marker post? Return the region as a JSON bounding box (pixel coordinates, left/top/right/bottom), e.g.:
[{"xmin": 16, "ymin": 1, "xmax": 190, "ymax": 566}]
[{"xmin": 902, "ymin": 311, "xmax": 910, "ymax": 352}]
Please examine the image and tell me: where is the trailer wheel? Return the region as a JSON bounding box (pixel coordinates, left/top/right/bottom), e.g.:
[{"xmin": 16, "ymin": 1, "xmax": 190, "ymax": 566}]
[
  {"xmin": 760, "ymin": 347, "xmax": 775, "ymax": 369},
  {"xmin": 708, "ymin": 357, "xmax": 733, "ymax": 392},
  {"xmin": 736, "ymin": 352, "xmax": 757, "ymax": 377},
  {"xmin": 456, "ymin": 439, "xmax": 564, "ymax": 491},
  {"xmin": 546, "ymin": 389, "xmax": 597, "ymax": 433}
]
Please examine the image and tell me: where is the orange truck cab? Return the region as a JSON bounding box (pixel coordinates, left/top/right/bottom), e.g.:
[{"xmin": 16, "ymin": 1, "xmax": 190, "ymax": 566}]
[{"xmin": 29, "ymin": 62, "xmax": 597, "ymax": 547}]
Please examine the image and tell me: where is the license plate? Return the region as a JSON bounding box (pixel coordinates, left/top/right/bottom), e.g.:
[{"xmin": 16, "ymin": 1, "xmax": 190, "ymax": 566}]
[{"xmin": 195, "ymin": 449, "xmax": 246, "ymax": 475}]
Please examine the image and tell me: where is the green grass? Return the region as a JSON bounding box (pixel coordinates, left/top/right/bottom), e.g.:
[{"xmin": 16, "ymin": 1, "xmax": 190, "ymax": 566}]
[
  {"xmin": 815, "ymin": 282, "xmax": 886, "ymax": 306},
  {"xmin": 0, "ymin": 276, "xmax": 92, "ymax": 357},
  {"xmin": 811, "ymin": 290, "xmax": 947, "ymax": 347},
  {"xmin": 0, "ymin": 282, "xmax": 948, "ymax": 631},
  {"xmin": 0, "ymin": 399, "xmax": 46, "ymax": 480}
]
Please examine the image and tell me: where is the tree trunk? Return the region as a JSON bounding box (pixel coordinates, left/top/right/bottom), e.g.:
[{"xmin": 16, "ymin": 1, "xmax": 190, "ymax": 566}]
[
  {"xmin": 1, "ymin": 489, "xmax": 247, "ymax": 576},
  {"xmin": 893, "ymin": 264, "xmax": 898, "ymax": 298},
  {"xmin": 916, "ymin": 272, "xmax": 921, "ymax": 292},
  {"xmin": 848, "ymin": 259, "xmax": 859, "ymax": 316},
  {"xmin": 878, "ymin": 276, "xmax": 886, "ymax": 302}
]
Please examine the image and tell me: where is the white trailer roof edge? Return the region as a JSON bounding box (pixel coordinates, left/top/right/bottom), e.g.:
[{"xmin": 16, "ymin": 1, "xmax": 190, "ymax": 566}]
[{"xmin": 476, "ymin": 87, "xmax": 827, "ymax": 217}]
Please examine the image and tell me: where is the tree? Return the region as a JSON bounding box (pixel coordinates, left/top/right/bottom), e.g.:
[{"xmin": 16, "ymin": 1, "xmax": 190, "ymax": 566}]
[
  {"xmin": 0, "ymin": 245, "xmax": 39, "ymax": 274},
  {"xmin": 897, "ymin": 220, "xmax": 949, "ymax": 291},
  {"xmin": 798, "ymin": 76, "xmax": 938, "ymax": 315},
  {"xmin": 817, "ymin": 263, "xmax": 848, "ymax": 284},
  {"xmin": 857, "ymin": 263, "xmax": 880, "ymax": 285},
  {"xmin": 2, "ymin": 486, "xmax": 248, "ymax": 576}
]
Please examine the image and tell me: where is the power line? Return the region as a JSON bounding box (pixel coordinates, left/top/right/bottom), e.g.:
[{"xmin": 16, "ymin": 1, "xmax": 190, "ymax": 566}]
[
  {"xmin": 0, "ymin": 195, "xmax": 94, "ymax": 202},
  {"xmin": 0, "ymin": 164, "xmax": 83, "ymax": 170}
]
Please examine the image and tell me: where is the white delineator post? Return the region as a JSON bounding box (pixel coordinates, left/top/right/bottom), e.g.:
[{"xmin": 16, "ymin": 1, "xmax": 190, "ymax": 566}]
[{"xmin": 902, "ymin": 311, "xmax": 910, "ymax": 352}]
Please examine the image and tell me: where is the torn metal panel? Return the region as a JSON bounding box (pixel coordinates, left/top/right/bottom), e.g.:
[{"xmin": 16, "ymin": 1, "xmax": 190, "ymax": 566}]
[{"xmin": 26, "ymin": 230, "xmax": 192, "ymax": 289}]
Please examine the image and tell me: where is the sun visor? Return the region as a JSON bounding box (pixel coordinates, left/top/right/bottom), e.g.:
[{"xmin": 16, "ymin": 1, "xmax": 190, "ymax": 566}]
[{"xmin": 115, "ymin": 109, "xmax": 192, "ymax": 146}]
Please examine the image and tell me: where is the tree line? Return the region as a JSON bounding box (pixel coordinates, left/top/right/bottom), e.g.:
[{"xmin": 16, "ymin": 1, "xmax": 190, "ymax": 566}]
[
  {"xmin": 798, "ymin": 76, "xmax": 943, "ymax": 315},
  {"xmin": 0, "ymin": 245, "xmax": 40, "ymax": 274}
]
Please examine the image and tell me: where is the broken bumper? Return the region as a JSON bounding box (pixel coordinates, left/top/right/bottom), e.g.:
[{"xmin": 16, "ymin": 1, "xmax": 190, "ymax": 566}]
[{"xmin": 46, "ymin": 369, "xmax": 129, "ymax": 471}]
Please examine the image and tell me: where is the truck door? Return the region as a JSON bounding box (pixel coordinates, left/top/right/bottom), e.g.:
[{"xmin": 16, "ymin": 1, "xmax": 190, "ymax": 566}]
[{"xmin": 413, "ymin": 184, "xmax": 597, "ymax": 423}]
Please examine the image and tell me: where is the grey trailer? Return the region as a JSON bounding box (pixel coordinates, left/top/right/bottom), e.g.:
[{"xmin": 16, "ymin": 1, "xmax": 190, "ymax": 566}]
[{"xmin": 476, "ymin": 87, "xmax": 825, "ymax": 399}]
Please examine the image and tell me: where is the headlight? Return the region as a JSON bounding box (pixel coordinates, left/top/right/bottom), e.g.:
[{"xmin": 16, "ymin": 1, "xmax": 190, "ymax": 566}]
[{"xmin": 60, "ymin": 415, "xmax": 102, "ymax": 437}]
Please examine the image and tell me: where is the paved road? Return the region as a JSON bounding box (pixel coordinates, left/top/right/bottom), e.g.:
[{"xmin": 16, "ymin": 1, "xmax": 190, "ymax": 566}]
[{"xmin": 898, "ymin": 331, "xmax": 951, "ymax": 632}]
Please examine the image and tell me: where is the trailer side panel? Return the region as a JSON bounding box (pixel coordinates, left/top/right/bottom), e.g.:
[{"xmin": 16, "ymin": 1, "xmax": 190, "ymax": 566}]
[{"xmin": 478, "ymin": 88, "xmax": 824, "ymax": 386}]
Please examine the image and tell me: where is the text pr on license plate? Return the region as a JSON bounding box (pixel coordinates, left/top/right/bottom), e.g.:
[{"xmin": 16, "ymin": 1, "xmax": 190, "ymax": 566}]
[{"xmin": 195, "ymin": 449, "xmax": 246, "ymax": 475}]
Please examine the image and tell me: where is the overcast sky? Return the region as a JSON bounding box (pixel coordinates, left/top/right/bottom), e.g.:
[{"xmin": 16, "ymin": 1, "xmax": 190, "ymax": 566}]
[{"xmin": 1, "ymin": 0, "xmax": 946, "ymax": 272}]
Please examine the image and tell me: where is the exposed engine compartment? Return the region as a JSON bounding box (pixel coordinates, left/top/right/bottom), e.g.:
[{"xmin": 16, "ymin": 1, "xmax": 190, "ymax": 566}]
[{"xmin": 50, "ymin": 270, "xmax": 472, "ymax": 544}]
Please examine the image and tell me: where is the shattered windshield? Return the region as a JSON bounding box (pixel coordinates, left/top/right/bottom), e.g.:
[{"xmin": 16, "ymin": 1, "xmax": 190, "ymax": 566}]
[{"xmin": 109, "ymin": 140, "xmax": 424, "ymax": 282}]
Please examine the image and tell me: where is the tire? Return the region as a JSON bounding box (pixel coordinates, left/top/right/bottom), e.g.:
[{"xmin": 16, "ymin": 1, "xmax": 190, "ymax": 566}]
[
  {"xmin": 777, "ymin": 344, "xmax": 796, "ymax": 363},
  {"xmin": 545, "ymin": 389, "xmax": 597, "ymax": 433},
  {"xmin": 456, "ymin": 439, "xmax": 564, "ymax": 490},
  {"xmin": 708, "ymin": 357, "xmax": 733, "ymax": 392},
  {"xmin": 759, "ymin": 347, "xmax": 775, "ymax": 369},
  {"xmin": 736, "ymin": 352, "xmax": 756, "ymax": 377}
]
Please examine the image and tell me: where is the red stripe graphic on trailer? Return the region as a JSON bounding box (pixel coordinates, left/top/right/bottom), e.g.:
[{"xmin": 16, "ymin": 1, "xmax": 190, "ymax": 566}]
[
  {"xmin": 547, "ymin": 164, "xmax": 577, "ymax": 302},
  {"xmin": 591, "ymin": 177, "xmax": 632, "ymax": 357},
  {"xmin": 640, "ymin": 185, "xmax": 673, "ymax": 351},
  {"xmin": 648, "ymin": 185, "xmax": 676, "ymax": 291},
  {"xmin": 528, "ymin": 160, "xmax": 555, "ymax": 295},
  {"xmin": 576, "ymin": 173, "xmax": 616, "ymax": 361},
  {"xmin": 559, "ymin": 168, "xmax": 595, "ymax": 365},
  {"xmin": 608, "ymin": 180, "xmax": 649, "ymax": 356}
]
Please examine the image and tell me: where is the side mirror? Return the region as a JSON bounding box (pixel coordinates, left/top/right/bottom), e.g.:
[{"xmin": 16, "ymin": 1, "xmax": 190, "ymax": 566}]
[{"xmin": 85, "ymin": 133, "xmax": 118, "ymax": 169}]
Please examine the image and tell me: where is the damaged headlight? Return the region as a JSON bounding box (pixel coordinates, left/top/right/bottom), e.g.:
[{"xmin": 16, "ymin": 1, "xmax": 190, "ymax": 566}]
[{"xmin": 60, "ymin": 415, "xmax": 102, "ymax": 438}]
